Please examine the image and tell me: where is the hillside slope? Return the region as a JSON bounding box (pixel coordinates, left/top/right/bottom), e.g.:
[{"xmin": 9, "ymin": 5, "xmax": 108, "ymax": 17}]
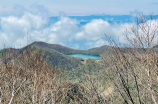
[
  {"xmin": 1, "ymin": 46, "xmax": 82, "ymax": 70},
  {"xmin": 29, "ymin": 41, "xmax": 111, "ymax": 55},
  {"xmin": 0, "ymin": 41, "xmax": 112, "ymax": 70},
  {"xmin": 30, "ymin": 41, "xmax": 86, "ymax": 55}
]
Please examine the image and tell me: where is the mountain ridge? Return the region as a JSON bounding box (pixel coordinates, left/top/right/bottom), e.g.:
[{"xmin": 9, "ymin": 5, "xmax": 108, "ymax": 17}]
[
  {"xmin": 0, "ymin": 41, "xmax": 109, "ymax": 70},
  {"xmin": 28, "ymin": 41, "xmax": 110, "ymax": 55},
  {"xmin": 2, "ymin": 41, "xmax": 157, "ymax": 70}
]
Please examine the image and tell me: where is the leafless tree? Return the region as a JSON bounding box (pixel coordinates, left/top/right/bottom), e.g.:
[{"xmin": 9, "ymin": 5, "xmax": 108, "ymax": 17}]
[{"xmin": 102, "ymin": 13, "xmax": 158, "ymax": 104}]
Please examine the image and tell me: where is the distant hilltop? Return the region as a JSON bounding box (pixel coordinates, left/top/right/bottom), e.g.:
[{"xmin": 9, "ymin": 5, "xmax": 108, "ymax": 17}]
[
  {"xmin": 1, "ymin": 41, "xmax": 158, "ymax": 70},
  {"xmin": 0, "ymin": 41, "xmax": 111, "ymax": 70}
]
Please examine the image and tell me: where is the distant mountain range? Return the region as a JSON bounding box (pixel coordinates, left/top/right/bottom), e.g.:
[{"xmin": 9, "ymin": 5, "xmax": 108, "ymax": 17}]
[
  {"xmin": 1, "ymin": 41, "xmax": 158, "ymax": 70},
  {"xmin": 0, "ymin": 41, "xmax": 111, "ymax": 70},
  {"xmin": 29, "ymin": 41, "xmax": 111, "ymax": 55}
]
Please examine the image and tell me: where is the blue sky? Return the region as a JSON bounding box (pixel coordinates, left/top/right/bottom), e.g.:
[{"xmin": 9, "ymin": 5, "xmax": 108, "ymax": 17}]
[
  {"xmin": 0, "ymin": 0, "xmax": 158, "ymax": 49},
  {"xmin": 0, "ymin": 0, "xmax": 158, "ymax": 15}
]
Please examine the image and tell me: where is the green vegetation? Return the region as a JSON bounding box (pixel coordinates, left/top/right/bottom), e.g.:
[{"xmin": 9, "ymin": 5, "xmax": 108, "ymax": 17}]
[
  {"xmin": 66, "ymin": 59, "xmax": 105, "ymax": 80},
  {"xmin": 1, "ymin": 41, "xmax": 108, "ymax": 70},
  {"xmin": 29, "ymin": 41, "xmax": 87, "ymax": 55},
  {"xmin": 30, "ymin": 41, "xmax": 110, "ymax": 55},
  {"xmin": 43, "ymin": 50, "xmax": 82, "ymax": 70}
]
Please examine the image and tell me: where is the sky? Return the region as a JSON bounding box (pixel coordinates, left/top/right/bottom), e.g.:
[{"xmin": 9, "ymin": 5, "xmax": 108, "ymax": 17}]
[
  {"xmin": 0, "ymin": 0, "xmax": 158, "ymax": 15},
  {"xmin": 0, "ymin": 0, "xmax": 158, "ymax": 49}
]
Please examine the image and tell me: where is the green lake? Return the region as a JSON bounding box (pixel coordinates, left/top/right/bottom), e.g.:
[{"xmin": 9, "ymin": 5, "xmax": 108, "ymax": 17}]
[{"xmin": 67, "ymin": 54, "xmax": 100, "ymax": 59}]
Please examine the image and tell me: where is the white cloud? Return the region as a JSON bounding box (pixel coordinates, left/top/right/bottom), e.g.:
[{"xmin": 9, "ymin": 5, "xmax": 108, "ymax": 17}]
[
  {"xmin": 38, "ymin": 16, "xmax": 79, "ymax": 45},
  {"xmin": 95, "ymin": 39, "xmax": 109, "ymax": 47},
  {"xmin": 0, "ymin": 11, "xmax": 48, "ymax": 48},
  {"xmin": 85, "ymin": 39, "xmax": 109, "ymax": 49},
  {"xmin": 0, "ymin": 7, "xmax": 129, "ymax": 49},
  {"xmin": 1, "ymin": 4, "xmax": 157, "ymax": 50},
  {"xmin": 75, "ymin": 19, "xmax": 112, "ymax": 40}
]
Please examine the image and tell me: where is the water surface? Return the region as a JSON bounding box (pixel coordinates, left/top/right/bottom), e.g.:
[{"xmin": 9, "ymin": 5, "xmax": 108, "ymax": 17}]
[{"xmin": 67, "ymin": 54, "xmax": 100, "ymax": 59}]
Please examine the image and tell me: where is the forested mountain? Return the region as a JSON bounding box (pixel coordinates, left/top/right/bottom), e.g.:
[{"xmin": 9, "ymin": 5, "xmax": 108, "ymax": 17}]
[
  {"xmin": 28, "ymin": 41, "xmax": 111, "ymax": 55},
  {"xmin": 0, "ymin": 41, "xmax": 109, "ymax": 70},
  {"xmin": 1, "ymin": 41, "xmax": 157, "ymax": 70},
  {"xmin": 29, "ymin": 41, "xmax": 86, "ymax": 55}
]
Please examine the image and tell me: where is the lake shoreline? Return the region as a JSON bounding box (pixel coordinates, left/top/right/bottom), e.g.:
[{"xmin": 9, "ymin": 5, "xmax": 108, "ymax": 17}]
[{"xmin": 67, "ymin": 53, "xmax": 100, "ymax": 59}]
